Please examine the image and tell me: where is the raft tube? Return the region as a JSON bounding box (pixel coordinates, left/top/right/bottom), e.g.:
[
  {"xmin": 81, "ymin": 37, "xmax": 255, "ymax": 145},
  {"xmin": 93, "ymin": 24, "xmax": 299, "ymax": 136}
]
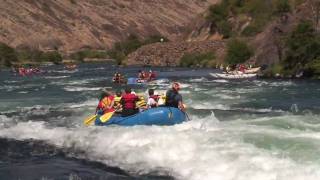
[
  {"xmin": 127, "ymin": 77, "xmax": 147, "ymax": 85},
  {"xmin": 95, "ymin": 107, "xmax": 186, "ymax": 126}
]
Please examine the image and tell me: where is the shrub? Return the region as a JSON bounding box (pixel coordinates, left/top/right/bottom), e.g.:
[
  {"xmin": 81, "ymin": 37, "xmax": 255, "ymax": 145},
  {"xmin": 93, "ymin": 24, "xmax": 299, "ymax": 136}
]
[
  {"xmin": 108, "ymin": 34, "xmax": 167, "ymax": 65},
  {"xmin": 263, "ymin": 63, "xmax": 285, "ymax": 77},
  {"xmin": 225, "ymin": 39, "xmax": 253, "ymax": 65},
  {"xmin": 17, "ymin": 49, "xmax": 62, "ymax": 63},
  {"xmin": 207, "ymin": 0, "xmax": 290, "ymax": 37},
  {"xmin": 284, "ymin": 21, "xmax": 320, "ymax": 70},
  {"xmin": 69, "ymin": 50, "xmax": 108, "ymax": 61},
  {"xmin": 0, "ymin": 43, "xmax": 18, "ymax": 67},
  {"xmin": 306, "ymin": 58, "xmax": 320, "ymax": 76},
  {"xmin": 242, "ymin": 24, "xmax": 260, "ymax": 36},
  {"xmin": 275, "ymin": 0, "xmax": 291, "ymax": 14},
  {"xmin": 41, "ymin": 51, "xmax": 62, "ymax": 64},
  {"xmin": 180, "ymin": 52, "xmax": 216, "ymax": 68}
]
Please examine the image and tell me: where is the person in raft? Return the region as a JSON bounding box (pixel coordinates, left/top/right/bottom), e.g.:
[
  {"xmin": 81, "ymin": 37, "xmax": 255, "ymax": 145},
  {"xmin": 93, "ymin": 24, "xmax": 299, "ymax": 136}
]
[
  {"xmin": 165, "ymin": 82, "xmax": 185, "ymax": 111},
  {"xmin": 113, "ymin": 90, "xmax": 123, "ymax": 113},
  {"xmin": 120, "ymin": 87, "xmax": 139, "ymax": 117},
  {"xmin": 147, "ymin": 89, "xmax": 159, "ymax": 108},
  {"xmin": 96, "ymin": 90, "xmax": 115, "ymax": 115}
]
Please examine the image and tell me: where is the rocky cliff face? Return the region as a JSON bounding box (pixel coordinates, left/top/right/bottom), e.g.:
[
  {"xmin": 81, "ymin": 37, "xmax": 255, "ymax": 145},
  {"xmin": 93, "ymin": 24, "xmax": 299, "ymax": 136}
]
[
  {"xmin": 0, "ymin": 0, "xmax": 219, "ymax": 52},
  {"xmin": 127, "ymin": 41, "xmax": 225, "ymax": 66}
]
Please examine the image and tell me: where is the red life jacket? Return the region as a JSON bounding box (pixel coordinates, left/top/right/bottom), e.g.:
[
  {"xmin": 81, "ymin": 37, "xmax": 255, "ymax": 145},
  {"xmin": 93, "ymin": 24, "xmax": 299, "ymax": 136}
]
[{"xmin": 122, "ymin": 93, "xmax": 137, "ymax": 109}]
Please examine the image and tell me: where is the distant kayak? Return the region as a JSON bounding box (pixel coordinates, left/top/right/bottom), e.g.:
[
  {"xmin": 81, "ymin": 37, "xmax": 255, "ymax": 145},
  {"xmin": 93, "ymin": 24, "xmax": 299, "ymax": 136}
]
[
  {"xmin": 210, "ymin": 72, "xmax": 257, "ymax": 79},
  {"xmin": 95, "ymin": 107, "xmax": 186, "ymax": 126}
]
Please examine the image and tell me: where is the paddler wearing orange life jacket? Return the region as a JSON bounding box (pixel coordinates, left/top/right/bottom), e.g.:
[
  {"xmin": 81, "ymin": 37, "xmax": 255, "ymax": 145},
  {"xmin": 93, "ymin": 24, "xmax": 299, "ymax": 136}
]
[
  {"xmin": 120, "ymin": 87, "xmax": 139, "ymax": 117},
  {"xmin": 96, "ymin": 90, "xmax": 115, "ymax": 115}
]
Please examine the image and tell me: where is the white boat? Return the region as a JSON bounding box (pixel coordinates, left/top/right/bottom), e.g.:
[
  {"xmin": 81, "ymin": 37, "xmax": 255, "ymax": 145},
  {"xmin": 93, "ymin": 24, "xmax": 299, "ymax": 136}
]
[
  {"xmin": 244, "ymin": 67, "xmax": 261, "ymax": 74},
  {"xmin": 210, "ymin": 72, "xmax": 257, "ymax": 79}
]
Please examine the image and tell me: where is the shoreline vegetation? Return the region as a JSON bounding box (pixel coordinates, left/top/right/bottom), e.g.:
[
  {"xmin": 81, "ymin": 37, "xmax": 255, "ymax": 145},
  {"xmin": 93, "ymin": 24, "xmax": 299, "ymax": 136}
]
[{"xmin": 0, "ymin": 34, "xmax": 167, "ymax": 68}]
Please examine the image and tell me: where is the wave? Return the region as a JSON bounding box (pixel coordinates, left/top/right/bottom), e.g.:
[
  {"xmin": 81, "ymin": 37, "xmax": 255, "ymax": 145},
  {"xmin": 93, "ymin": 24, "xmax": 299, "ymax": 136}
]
[
  {"xmin": 253, "ymin": 80, "xmax": 296, "ymax": 87},
  {"xmin": 44, "ymin": 75, "xmax": 70, "ymax": 79},
  {"xmin": 63, "ymin": 87, "xmax": 103, "ymax": 92},
  {"xmin": 1, "ymin": 114, "xmax": 320, "ymax": 180}
]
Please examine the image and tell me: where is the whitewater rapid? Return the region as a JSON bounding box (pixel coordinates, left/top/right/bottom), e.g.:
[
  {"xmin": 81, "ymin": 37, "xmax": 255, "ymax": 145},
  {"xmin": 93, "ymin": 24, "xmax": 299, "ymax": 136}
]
[{"xmin": 1, "ymin": 65, "xmax": 320, "ymax": 180}]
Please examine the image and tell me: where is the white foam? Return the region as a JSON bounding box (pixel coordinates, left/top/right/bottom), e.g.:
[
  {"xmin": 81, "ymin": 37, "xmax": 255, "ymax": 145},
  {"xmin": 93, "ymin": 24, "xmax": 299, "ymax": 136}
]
[
  {"xmin": 44, "ymin": 75, "xmax": 70, "ymax": 79},
  {"xmin": 189, "ymin": 78, "xmax": 208, "ymax": 82},
  {"xmin": 69, "ymin": 99, "xmax": 98, "ymax": 108},
  {"xmin": 1, "ymin": 116, "xmax": 320, "ymax": 180},
  {"xmin": 18, "ymin": 91, "xmax": 29, "ymax": 94},
  {"xmin": 63, "ymin": 87, "xmax": 102, "ymax": 92},
  {"xmin": 254, "ymin": 80, "xmax": 296, "ymax": 87},
  {"xmin": 191, "ymin": 102, "xmax": 230, "ymax": 110},
  {"xmin": 213, "ymin": 79, "xmax": 229, "ymax": 83}
]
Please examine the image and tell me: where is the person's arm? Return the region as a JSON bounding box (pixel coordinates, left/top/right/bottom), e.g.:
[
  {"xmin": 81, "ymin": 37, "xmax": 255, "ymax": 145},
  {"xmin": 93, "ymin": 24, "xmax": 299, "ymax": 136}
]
[
  {"xmin": 120, "ymin": 98, "xmax": 125, "ymax": 107},
  {"xmin": 108, "ymin": 99, "xmax": 114, "ymax": 110},
  {"xmin": 176, "ymin": 94, "xmax": 185, "ymax": 111},
  {"xmin": 178, "ymin": 101, "xmax": 185, "ymax": 112}
]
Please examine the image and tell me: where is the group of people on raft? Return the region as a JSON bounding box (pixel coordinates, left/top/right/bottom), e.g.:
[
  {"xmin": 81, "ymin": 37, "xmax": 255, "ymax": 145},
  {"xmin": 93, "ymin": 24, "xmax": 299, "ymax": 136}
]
[
  {"xmin": 96, "ymin": 82, "xmax": 184, "ymax": 118},
  {"xmin": 12, "ymin": 66, "xmax": 43, "ymax": 76},
  {"xmin": 112, "ymin": 70, "xmax": 157, "ymax": 84},
  {"xmin": 112, "ymin": 72, "xmax": 127, "ymax": 84},
  {"xmin": 138, "ymin": 70, "xmax": 156, "ymax": 81}
]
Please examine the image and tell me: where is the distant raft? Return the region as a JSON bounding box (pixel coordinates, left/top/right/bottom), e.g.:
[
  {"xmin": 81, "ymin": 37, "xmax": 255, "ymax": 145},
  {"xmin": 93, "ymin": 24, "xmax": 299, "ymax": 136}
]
[
  {"xmin": 210, "ymin": 72, "xmax": 257, "ymax": 79},
  {"xmin": 127, "ymin": 77, "xmax": 148, "ymax": 85},
  {"xmin": 95, "ymin": 107, "xmax": 186, "ymax": 126}
]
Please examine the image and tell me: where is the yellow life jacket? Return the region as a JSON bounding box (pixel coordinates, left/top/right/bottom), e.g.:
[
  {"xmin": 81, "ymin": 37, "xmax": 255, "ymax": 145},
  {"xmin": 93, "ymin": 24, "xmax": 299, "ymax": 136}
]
[
  {"xmin": 114, "ymin": 96, "xmax": 121, "ymax": 105},
  {"xmin": 136, "ymin": 96, "xmax": 147, "ymax": 108},
  {"xmin": 158, "ymin": 95, "xmax": 166, "ymax": 105}
]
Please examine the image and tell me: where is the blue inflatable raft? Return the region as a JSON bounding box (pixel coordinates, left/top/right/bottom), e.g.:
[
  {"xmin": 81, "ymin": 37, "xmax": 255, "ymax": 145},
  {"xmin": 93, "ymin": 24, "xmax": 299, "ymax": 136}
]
[
  {"xmin": 127, "ymin": 77, "xmax": 147, "ymax": 85},
  {"xmin": 95, "ymin": 107, "xmax": 186, "ymax": 126}
]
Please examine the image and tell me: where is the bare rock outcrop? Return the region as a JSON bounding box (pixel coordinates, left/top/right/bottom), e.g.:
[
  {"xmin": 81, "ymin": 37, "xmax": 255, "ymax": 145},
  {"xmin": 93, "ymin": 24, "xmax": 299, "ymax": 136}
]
[{"xmin": 127, "ymin": 40, "xmax": 225, "ymax": 66}]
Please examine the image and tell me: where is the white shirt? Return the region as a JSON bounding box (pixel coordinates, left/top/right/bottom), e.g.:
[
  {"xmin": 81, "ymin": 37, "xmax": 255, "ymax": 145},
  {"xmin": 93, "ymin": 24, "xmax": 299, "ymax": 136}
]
[{"xmin": 147, "ymin": 97, "xmax": 157, "ymax": 108}]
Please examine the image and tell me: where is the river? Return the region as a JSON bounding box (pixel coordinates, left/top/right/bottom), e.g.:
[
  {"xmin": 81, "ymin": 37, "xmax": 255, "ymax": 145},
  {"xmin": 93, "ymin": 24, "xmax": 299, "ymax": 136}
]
[{"xmin": 0, "ymin": 63, "xmax": 320, "ymax": 180}]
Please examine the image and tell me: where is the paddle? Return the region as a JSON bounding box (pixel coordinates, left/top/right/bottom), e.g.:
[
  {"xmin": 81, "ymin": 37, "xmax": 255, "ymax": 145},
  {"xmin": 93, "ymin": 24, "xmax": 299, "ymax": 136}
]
[
  {"xmin": 185, "ymin": 111, "xmax": 191, "ymax": 121},
  {"xmin": 84, "ymin": 114, "xmax": 98, "ymax": 126},
  {"xmin": 100, "ymin": 110, "xmax": 115, "ymax": 123},
  {"xmin": 182, "ymin": 103, "xmax": 191, "ymax": 121}
]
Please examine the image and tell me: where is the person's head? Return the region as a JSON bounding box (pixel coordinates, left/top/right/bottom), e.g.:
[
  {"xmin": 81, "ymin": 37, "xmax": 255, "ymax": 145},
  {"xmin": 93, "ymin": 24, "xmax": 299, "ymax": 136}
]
[
  {"xmin": 172, "ymin": 82, "xmax": 180, "ymax": 91},
  {"xmin": 148, "ymin": 89, "xmax": 154, "ymax": 96},
  {"xmin": 104, "ymin": 90, "xmax": 111, "ymax": 96},
  {"xmin": 100, "ymin": 90, "xmax": 110, "ymax": 100},
  {"xmin": 125, "ymin": 87, "xmax": 132, "ymax": 94},
  {"xmin": 116, "ymin": 90, "xmax": 122, "ymax": 96}
]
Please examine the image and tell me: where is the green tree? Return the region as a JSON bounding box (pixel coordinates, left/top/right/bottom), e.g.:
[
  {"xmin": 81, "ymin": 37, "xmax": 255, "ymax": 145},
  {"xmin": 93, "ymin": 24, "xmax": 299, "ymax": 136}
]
[
  {"xmin": 180, "ymin": 52, "xmax": 216, "ymax": 67},
  {"xmin": 275, "ymin": 0, "xmax": 291, "ymax": 14},
  {"xmin": 225, "ymin": 39, "xmax": 253, "ymax": 65},
  {"xmin": 41, "ymin": 51, "xmax": 62, "ymax": 64},
  {"xmin": 284, "ymin": 21, "xmax": 320, "ymax": 70},
  {"xmin": 0, "ymin": 43, "xmax": 18, "ymax": 67}
]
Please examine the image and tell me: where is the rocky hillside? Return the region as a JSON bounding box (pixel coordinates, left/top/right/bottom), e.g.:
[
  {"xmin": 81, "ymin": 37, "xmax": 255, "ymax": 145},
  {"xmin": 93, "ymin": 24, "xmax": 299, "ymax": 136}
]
[
  {"xmin": 127, "ymin": 41, "xmax": 225, "ymax": 66},
  {"xmin": 0, "ymin": 0, "xmax": 219, "ymax": 52}
]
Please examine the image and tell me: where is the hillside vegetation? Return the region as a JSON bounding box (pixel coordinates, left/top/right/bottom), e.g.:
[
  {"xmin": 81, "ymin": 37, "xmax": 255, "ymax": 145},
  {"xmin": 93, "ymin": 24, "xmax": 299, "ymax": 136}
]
[{"xmin": 205, "ymin": 0, "xmax": 320, "ymax": 78}]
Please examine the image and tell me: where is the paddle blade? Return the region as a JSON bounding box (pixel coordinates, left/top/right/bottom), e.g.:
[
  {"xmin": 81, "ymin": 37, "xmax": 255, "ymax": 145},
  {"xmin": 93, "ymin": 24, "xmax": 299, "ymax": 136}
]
[
  {"xmin": 84, "ymin": 114, "xmax": 97, "ymax": 126},
  {"xmin": 100, "ymin": 111, "xmax": 115, "ymax": 123}
]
